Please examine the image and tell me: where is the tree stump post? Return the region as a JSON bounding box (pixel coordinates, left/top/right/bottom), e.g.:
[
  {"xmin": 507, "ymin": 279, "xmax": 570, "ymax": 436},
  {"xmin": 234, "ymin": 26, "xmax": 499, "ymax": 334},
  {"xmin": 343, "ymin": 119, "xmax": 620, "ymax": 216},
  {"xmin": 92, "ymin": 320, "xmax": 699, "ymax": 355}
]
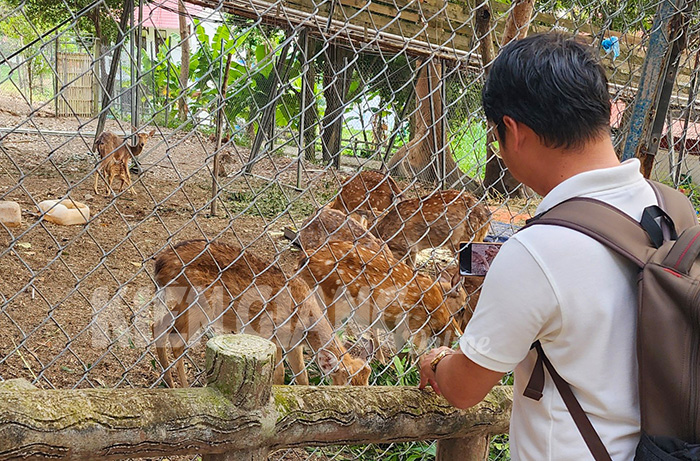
[
  {"xmin": 436, "ymin": 433, "xmax": 490, "ymax": 461},
  {"xmin": 202, "ymin": 334, "xmax": 276, "ymax": 461}
]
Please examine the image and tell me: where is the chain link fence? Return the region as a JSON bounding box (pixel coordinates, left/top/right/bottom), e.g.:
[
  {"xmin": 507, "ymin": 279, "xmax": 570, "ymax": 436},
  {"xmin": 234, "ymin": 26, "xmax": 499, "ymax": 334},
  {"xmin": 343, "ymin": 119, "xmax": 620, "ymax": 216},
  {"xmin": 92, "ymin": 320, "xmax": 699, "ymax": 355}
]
[{"xmin": 0, "ymin": 0, "xmax": 699, "ymax": 459}]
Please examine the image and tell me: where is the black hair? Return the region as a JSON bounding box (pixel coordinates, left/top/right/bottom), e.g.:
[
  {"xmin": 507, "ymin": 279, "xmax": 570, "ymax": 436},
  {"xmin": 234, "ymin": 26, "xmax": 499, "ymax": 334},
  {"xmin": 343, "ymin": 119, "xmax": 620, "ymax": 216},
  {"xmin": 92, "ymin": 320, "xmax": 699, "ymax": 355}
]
[{"xmin": 482, "ymin": 33, "xmax": 611, "ymax": 150}]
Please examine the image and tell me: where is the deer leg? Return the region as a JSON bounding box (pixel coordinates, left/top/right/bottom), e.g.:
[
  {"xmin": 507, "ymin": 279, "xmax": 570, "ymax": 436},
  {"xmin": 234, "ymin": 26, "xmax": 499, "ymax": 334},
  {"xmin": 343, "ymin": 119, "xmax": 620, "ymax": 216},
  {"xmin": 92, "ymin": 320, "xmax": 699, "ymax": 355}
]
[
  {"xmin": 125, "ymin": 170, "xmax": 137, "ymax": 196},
  {"xmin": 170, "ymin": 331, "xmax": 189, "ymax": 387},
  {"xmin": 287, "ymin": 346, "xmax": 309, "ymax": 385},
  {"xmin": 168, "ymin": 308, "xmax": 201, "ymax": 388},
  {"xmin": 106, "ymin": 171, "xmax": 117, "ymax": 197},
  {"xmin": 370, "ymin": 327, "xmax": 388, "ymax": 364},
  {"xmin": 274, "ymin": 346, "xmax": 286, "ymax": 385},
  {"xmin": 152, "ymin": 315, "xmax": 176, "ymax": 388}
]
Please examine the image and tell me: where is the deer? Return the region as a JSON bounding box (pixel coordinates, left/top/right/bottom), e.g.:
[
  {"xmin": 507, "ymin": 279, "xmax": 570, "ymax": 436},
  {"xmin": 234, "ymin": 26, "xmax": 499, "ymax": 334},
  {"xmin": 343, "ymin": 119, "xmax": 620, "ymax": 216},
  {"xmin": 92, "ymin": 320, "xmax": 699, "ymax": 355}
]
[
  {"xmin": 92, "ymin": 128, "xmax": 155, "ymax": 196},
  {"xmin": 297, "ymin": 206, "xmax": 393, "ymax": 260},
  {"xmin": 298, "ymin": 241, "xmax": 466, "ymax": 359},
  {"xmin": 152, "ymin": 239, "xmax": 371, "ymax": 388},
  {"xmin": 329, "ymin": 170, "xmax": 403, "ymax": 216},
  {"xmin": 372, "ymin": 189, "xmax": 491, "ymax": 266}
]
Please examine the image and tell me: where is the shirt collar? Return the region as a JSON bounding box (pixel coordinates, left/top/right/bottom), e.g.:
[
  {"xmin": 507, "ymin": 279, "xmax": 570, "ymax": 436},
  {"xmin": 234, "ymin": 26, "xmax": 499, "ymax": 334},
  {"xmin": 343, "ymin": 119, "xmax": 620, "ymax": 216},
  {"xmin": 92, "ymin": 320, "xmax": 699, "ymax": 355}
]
[{"xmin": 535, "ymin": 159, "xmax": 644, "ymax": 215}]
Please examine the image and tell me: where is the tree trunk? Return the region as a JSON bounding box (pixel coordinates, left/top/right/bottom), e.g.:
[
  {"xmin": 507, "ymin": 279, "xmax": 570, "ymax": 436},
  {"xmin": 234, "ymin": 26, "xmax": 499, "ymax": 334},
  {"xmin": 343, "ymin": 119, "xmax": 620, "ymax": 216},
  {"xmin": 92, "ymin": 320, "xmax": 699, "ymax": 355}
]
[
  {"xmin": 321, "ymin": 44, "xmax": 351, "ymax": 168},
  {"xmin": 92, "ymin": 8, "xmax": 103, "ymax": 116},
  {"xmin": 482, "ymin": 0, "xmax": 535, "ymax": 197},
  {"xmin": 177, "ymin": 0, "xmax": 190, "ymax": 121},
  {"xmin": 27, "ymin": 57, "xmax": 33, "ymax": 107},
  {"xmin": 303, "ymin": 52, "xmax": 318, "ymax": 162},
  {"xmin": 501, "ymin": 0, "xmax": 536, "ymax": 44},
  {"xmin": 387, "ymin": 59, "xmax": 466, "ymax": 188}
]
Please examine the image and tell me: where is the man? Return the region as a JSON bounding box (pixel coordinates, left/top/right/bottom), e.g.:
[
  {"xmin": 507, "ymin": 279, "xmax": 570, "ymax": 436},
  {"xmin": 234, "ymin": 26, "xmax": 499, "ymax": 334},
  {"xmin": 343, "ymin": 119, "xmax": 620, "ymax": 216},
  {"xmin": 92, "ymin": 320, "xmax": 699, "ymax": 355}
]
[{"xmin": 419, "ymin": 33, "xmax": 649, "ymax": 460}]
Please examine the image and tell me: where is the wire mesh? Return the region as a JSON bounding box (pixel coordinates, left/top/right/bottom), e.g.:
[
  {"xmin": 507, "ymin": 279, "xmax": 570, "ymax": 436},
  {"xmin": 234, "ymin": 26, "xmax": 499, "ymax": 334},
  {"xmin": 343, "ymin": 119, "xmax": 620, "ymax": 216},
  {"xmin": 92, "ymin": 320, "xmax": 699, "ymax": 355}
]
[{"xmin": 0, "ymin": 0, "xmax": 698, "ymax": 459}]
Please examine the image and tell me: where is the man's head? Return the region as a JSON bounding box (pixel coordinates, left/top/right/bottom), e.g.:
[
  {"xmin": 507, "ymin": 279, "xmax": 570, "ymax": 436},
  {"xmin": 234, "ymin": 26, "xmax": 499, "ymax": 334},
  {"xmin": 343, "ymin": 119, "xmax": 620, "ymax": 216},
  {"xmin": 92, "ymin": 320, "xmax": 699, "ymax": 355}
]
[
  {"xmin": 482, "ymin": 33, "xmax": 617, "ymax": 194},
  {"xmin": 483, "ymin": 33, "xmax": 610, "ymax": 150}
]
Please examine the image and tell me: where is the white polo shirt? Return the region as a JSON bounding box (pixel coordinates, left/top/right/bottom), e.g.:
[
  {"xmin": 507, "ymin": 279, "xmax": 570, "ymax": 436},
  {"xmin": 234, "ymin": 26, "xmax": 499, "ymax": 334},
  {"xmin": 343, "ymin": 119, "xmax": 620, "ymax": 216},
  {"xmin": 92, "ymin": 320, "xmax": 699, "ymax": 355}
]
[{"xmin": 461, "ymin": 159, "xmax": 656, "ymax": 460}]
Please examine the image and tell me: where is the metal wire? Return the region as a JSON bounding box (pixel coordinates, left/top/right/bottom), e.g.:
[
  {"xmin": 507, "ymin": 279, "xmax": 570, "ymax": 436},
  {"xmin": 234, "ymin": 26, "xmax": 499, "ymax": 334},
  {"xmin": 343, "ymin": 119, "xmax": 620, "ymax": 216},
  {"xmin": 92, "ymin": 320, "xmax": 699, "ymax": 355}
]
[{"xmin": 0, "ymin": 0, "xmax": 698, "ymax": 459}]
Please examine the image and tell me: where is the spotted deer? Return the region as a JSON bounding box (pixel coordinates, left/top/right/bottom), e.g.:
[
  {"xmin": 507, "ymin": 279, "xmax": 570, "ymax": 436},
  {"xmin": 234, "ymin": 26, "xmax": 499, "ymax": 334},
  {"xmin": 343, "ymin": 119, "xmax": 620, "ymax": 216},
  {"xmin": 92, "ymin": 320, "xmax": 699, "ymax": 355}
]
[
  {"xmin": 297, "ymin": 206, "xmax": 393, "ymax": 260},
  {"xmin": 152, "ymin": 240, "xmax": 370, "ymax": 387},
  {"xmin": 93, "ymin": 129, "xmax": 155, "ymax": 196},
  {"xmin": 298, "ymin": 241, "xmax": 465, "ymax": 355},
  {"xmin": 329, "ymin": 170, "xmax": 403, "ymax": 215},
  {"xmin": 373, "ymin": 189, "xmax": 491, "ymax": 266}
]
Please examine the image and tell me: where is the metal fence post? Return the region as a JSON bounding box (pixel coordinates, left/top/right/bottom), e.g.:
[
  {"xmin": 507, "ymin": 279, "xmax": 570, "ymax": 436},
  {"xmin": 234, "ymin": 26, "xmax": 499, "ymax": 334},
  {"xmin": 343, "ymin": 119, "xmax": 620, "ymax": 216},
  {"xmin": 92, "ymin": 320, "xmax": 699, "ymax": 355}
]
[{"xmin": 621, "ymin": 0, "xmax": 696, "ymax": 176}]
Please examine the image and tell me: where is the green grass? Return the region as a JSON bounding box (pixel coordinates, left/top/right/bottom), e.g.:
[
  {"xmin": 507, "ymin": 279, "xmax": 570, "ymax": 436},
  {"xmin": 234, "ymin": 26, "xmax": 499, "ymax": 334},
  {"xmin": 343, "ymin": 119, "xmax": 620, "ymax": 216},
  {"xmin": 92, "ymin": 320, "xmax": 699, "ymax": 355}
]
[
  {"xmin": 225, "ymin": 183, "xmax": 315, "ymax": 221},
  {"xmin": 336, "ymin": 119, "xmax": 489, "ymax": 179},
  {"xmin": 451, "ymin": 120, "xmax": 488, "ymax": 180}
]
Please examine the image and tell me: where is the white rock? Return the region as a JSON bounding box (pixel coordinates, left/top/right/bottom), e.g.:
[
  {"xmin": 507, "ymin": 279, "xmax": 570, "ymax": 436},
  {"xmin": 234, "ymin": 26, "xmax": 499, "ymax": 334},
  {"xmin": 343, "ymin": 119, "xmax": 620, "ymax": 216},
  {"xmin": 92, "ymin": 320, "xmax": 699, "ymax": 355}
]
[
  {"xmin": 37, "ymin": 200, "xmax": 90, "ymax": 225},
  {"xmin": 0, "ymin": 201, "xmax": 21, "ymax": 227}
]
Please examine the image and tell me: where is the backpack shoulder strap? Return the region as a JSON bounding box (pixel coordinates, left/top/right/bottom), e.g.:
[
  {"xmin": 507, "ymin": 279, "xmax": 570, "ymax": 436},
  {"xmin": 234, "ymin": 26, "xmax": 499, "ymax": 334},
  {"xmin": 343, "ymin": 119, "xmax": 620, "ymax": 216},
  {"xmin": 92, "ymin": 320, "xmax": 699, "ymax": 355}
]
[
  {"xmin": 525, "ymin": 342, "xmax": 613, "ymax": 461},
  {"xmin": 648, "ymin": 181, "xmax": 698, "ymax": 233},
  {"xmin": 524, "ymin": 198, "xmax": 652, "ymax": 268}
]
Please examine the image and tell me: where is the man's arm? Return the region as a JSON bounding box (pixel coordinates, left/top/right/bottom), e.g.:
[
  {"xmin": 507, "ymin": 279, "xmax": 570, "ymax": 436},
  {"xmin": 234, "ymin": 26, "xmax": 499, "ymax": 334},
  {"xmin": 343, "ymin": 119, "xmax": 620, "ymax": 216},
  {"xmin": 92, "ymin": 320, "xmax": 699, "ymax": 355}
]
[{"xmin": 419, "ymin": 347, "xmax": 504, "ymax": 409}]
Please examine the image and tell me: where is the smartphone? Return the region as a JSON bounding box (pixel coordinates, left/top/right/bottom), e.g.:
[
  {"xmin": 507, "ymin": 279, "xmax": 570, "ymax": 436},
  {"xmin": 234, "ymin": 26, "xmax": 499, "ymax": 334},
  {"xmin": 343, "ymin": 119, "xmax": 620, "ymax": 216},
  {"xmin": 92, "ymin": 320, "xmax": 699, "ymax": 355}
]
[{"xmin": 459, "ymin": 241, "xmax": 503, "ymax": 276}]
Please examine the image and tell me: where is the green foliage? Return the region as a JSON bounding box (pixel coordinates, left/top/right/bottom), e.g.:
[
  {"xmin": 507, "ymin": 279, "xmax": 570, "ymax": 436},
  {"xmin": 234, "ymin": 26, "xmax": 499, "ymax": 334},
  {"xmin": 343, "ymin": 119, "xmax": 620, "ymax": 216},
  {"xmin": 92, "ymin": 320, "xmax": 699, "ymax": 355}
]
[
  {"xmin": 370, "ymin": 347, "xmax": 421, "ymax": 387},
  {"xmin": 452, "ymin": 119, "xmax": 488, "ymax": 180},
  {"xmin": 225, "ymin": 183, "xmax": 314, "ymax": 220},
  {"xmin": 5, "ymin": 0, "xmax": 123, "ymax": 43},
  {"xmin": 337, "ymin": 441, "xmax": 437, "ymax": 461},
  {"xmin": 673, "ymin": 176, "xmax": 700, "ymax": 215},
  {"xmin": 0, "ymin": 2, "xmax": 52, "ymax": 102},
  {"xmin": 535, "ymin": 0, "xmax": 656, "ymax": 32},
  {"xmin": 183, "ymin": 21, "xmax": 306, "ymax": 136},
  {"xmin": 142, "ymin": 37, "xmax": 183, "ymax": 125},
  {"xmin": 490, "ymin": 434, "xmax": 511, "ymax": 460}
]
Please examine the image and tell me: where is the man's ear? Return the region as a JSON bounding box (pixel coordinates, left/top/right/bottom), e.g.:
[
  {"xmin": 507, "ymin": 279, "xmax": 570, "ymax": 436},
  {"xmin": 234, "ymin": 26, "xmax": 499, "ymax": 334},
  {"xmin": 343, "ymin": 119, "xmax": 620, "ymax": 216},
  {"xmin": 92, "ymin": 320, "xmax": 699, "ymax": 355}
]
[{"xmin": 501, "ymin": 115, "xmax": 525, "ymax": 151}]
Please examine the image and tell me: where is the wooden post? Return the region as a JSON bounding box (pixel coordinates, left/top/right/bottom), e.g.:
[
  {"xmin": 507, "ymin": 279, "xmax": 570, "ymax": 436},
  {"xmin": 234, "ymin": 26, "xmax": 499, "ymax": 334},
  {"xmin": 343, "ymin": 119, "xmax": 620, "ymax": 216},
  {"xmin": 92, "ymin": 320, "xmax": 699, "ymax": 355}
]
[
  {"xmin": 297, "ymin": 29, "xmax": 308, "ymax": 189},
  {"xmin": 165, "ymin": 36, "xmax": 171, "ymax": 126},
  {"xmin": 245, "ymin": 39, "xmax": 292, "ymax": 173},
  {"xmin": 481, "ymin": 0, "xmax": 534, "ymax": 197},
  {"xmin": 437, "ymin": 433, "xmax": 490, "ymax": 461},
  {"xmin": 302, "ymin": 38, "xmax": 317, "ymax": 162},
  {"xmin": 54, "ymin": 35, "xmax": 59, "ymax": 116},
  {"xmin": 202, "ymin": 334, "xmax": 275, "ymax": 461},
  {"xmin": 92, "ymin": 39, "xmax": 100, "ymax": 116},
  {"xmin": 211, "ymin": 46, "xmax": 233, "ymax": 217},
  {"xmin": 439, "ymin": 58, "xmax": 447, "ymax": 189},
  {"xmin": 95, "ymin": 0, "xmax": 134, "ymax": 144},
  {"xmin": 321, "ymin": 43, "xmax": 350, "ymax": 167}
]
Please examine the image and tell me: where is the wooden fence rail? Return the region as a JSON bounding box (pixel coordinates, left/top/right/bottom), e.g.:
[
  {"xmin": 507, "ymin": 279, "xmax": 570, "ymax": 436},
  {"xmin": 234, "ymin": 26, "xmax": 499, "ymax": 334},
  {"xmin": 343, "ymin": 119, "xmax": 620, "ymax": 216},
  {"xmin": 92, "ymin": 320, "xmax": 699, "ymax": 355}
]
[{"xmin": 0, "ymin": 334, "xmax": 512, "ymax": 461}]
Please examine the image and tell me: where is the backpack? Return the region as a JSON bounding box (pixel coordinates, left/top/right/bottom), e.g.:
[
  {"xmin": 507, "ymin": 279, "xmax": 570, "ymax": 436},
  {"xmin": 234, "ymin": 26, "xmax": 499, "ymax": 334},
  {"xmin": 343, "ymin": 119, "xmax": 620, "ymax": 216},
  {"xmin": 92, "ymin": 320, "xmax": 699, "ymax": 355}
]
[{"xmin": 522, "ymin": 180, "xmax": 700, "ymax": 461}]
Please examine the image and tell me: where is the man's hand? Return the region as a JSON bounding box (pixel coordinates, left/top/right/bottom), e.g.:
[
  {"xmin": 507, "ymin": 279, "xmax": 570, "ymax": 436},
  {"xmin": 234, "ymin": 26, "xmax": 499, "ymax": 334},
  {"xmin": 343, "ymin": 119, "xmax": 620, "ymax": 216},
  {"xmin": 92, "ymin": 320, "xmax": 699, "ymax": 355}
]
[{"xmin": 418, "ymin": 346, "xmax": 454, "ymax": 394}]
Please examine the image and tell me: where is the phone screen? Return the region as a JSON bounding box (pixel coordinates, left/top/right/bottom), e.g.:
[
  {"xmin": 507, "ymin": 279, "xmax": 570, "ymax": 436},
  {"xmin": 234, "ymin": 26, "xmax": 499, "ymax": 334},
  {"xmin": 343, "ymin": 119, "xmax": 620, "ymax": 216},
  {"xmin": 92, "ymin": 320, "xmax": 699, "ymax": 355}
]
[{"xmin": 459, "ymin": 242, "xmax": 503, "ymax": 276}]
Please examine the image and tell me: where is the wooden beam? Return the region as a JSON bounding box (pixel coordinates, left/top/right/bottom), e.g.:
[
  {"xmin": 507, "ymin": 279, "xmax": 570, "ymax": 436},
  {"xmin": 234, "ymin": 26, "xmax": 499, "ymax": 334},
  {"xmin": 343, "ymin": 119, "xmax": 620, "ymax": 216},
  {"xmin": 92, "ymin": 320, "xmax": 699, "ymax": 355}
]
[{"xmin": 0, "ymin": 334, "xmax": 512, "ymax": 460}]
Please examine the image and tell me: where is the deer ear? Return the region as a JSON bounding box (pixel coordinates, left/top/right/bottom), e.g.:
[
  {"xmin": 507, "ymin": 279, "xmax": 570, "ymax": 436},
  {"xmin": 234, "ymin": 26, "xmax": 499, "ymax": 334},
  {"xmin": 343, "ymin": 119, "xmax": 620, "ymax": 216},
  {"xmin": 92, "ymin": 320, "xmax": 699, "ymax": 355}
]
[
  {"xmin": 349, "ymin": 211, "xmax": 368, "ymax": 228},
  {"xmin": 317, "ymin": 349, "xmax": 339, "ymax": 375},
  {"xmin": 148, "ymin": 129, "xmax": 155, "ymax": 137}
]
